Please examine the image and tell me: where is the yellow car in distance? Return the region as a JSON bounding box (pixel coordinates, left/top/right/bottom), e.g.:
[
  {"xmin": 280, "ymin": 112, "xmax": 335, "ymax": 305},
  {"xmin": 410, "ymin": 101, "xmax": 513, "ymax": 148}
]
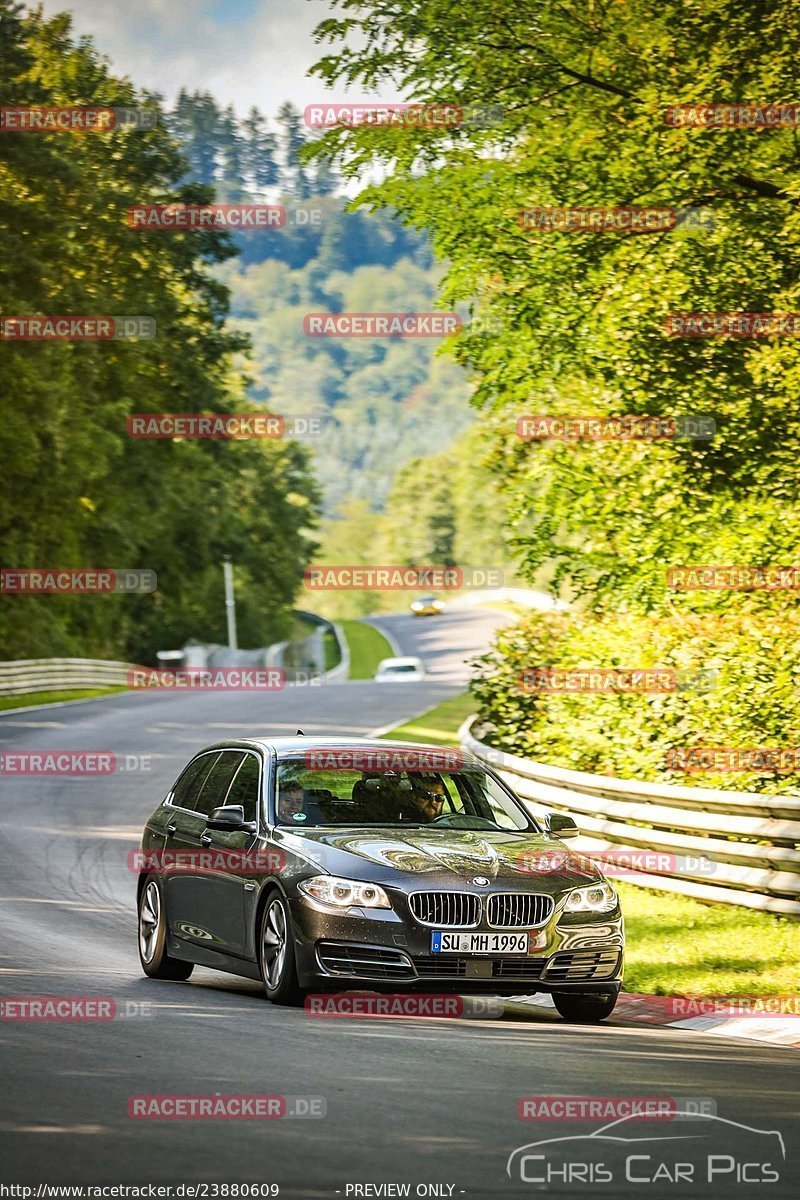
[{"xmin": 410, "ymin": 594, "xmax": 445, "ymax": 616}]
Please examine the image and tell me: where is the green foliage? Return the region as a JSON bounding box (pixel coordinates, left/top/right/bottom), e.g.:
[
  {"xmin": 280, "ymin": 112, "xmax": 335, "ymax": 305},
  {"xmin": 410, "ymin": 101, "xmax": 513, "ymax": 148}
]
[
  {"xmin": 307, "ymin": 425, "xmax": 517, "ymax": 620},
  {"xmin": 0, "ymin": 3, "xmax": 320, "ymax": 661},
  {"xmin": 220, "ymin": 252, "xmax": 474, "ymax": 513},
  {"xmin": 470, "ymin": 610, "xmax": 800, "ymax": 793},
  {"xmin": 309, "ymin": 0, "xmax": 800, "ymax": 785}
]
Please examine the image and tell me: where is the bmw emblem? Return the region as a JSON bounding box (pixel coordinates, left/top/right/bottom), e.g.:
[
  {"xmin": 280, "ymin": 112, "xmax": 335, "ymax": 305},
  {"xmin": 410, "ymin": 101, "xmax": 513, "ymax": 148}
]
[{"xmin": 472, "ymin": 876, "xmax": 490, "ymax": 886}]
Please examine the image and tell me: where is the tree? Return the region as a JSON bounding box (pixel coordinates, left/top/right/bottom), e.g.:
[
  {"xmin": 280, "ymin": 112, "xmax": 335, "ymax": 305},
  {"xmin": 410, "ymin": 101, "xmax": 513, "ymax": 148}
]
[
  {"xmin": 0, "ymin": 2, "xmax": 320, "ymax": 661},
  {"xmin": 241, "ymin": 107, "xmax": 280, "ymax": 193},
  {"xmin": 276, "ymin": 101, "xmax": 310, "ymax": 198}
]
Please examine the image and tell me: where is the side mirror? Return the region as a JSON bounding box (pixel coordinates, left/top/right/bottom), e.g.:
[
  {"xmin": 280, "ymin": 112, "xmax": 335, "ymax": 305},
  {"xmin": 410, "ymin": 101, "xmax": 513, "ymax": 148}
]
[
  {"xmin": 544, "ymin": 812, "xmax": 579, "ymax": 839},
  {"xmin": 206, "ymin": 805, "xmax": 255, "ymax": 832}
]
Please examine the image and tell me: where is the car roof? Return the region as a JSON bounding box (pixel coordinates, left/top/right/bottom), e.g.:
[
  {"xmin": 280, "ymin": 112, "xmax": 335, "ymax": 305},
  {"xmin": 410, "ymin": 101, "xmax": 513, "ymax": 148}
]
[
  {"xmin": 191, "ymin": 735, "xmax": 474, "ymax": 760},
  {"xmin": 376, "ymin": 656, "xmax": 423, "ymax": 667}
]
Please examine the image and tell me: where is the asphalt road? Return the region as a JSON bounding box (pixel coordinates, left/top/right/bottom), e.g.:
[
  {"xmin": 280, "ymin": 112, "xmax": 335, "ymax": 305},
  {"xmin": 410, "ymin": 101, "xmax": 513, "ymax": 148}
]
[{"xmin": 0, "ymin": 606, "xmax": 797, "ymax": 1198}]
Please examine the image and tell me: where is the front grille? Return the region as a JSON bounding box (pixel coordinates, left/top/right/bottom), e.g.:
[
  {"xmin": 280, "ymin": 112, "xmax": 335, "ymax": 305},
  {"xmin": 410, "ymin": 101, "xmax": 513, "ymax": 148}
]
[
  {"xmin": 316, "ymin": 942, "xmax": 414, "ymax": 980},
  {"xmin": 544, "ymin": 949, "xmax": 621, "ymax": 983},
  {"xmin": 487, "ymin": 893, "xmax": 554, "ymax": 928},
  {"xmin": 492, "ymin": 958, "xmax": 548, "ymax": 980},
  {"xmin": 409, "ymin": 892, "xmax": 480, "ymax": 928},
  {"xmin": 411, "ymin": 955, "xmax": 468, "ymax": 978}
]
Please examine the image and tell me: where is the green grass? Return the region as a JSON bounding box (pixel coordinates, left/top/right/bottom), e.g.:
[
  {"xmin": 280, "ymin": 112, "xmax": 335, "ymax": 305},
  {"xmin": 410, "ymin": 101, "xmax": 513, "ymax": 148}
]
[
  {"xmin": 378, "ymin": 691, "xmax": 475, "ymax": 745},
  {"xmin": 339, "ymin": 619, "xmax": 394, "ymax": 680},
  {"xmin": 0, "ymin": 686, "xmax": 127, "ymax": 712},
  {"xmin": 618, "ymin": 882, "xmax": 800, "ymax": 996},
  {"xmin": 322, "ymin": 628, "xmax": 341, "ymax": 672}
]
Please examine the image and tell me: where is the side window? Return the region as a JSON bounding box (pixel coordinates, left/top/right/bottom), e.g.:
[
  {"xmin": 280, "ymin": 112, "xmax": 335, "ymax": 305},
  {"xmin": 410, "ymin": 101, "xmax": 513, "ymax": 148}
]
[
  {"xmin": 224, "ymin": 754, "xmax": 261, "ymax": 825},
  {"xmin": 171, "ymin": 753, "xmax": 220, "ymax": 811},
  {"xmin": 193, "ymin": 751, "xmax": 245, "ymax": 817}
]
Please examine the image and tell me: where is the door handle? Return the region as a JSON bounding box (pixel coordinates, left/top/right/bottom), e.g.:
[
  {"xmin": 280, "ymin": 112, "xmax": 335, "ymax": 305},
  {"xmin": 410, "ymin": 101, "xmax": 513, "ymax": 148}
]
[
  {"xmin": 200, "ymin": 833, "xmax": 213, "ymax": 846},
  {"xmin": 166, "ymin": 823, "xmax": 177, "ymax": 836}
]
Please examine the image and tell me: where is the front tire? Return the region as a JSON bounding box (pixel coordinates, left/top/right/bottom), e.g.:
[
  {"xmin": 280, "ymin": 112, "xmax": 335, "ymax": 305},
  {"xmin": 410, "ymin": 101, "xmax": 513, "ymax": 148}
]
[
  {"xmin": 138, "ymin": 875, "xmax": 194, "ymax": 981},
  {"xmin": 552, "ymin": 989, "xmax": 618, "ymax": 1023},
  {"xmin": 259, "ymin": 892, "xmax": 303, "ymax": 1006}
]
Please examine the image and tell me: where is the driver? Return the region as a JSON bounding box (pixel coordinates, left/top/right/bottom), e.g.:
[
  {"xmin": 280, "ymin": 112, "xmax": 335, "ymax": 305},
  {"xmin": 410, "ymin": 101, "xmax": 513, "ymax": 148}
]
[{"xmin": 409, "ymin": 776, "xmax": 448, "ymax": 822}]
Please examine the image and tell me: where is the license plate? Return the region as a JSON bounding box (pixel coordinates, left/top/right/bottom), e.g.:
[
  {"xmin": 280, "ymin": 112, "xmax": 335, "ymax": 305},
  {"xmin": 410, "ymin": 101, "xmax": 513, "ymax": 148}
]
[{"xmin": 431, "ymin": 931, "xmax": 529, "ymax": 955}]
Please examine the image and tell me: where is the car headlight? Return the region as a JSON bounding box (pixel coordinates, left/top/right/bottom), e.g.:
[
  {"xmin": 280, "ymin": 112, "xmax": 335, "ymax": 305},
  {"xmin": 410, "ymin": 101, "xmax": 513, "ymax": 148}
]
[
  {"xmin": 297, "ymin": 875, "xmax": 391, "ymax": 910},
  {"xmin": 411, "ymin": 602, "xmax": 423, "ymax": 611},
  {"xmin": 562, "ymin": 883, "xmax": 618, "ymax": 914},
  {"xmin": 433, "ymin": 600, "xmax": 444, "ymax": 609}
]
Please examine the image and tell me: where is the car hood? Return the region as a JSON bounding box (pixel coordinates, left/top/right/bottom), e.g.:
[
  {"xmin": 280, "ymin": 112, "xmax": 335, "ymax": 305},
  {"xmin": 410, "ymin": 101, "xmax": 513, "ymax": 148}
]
[{"xmin": 275, "ymin": 826, "xmax": 605, "ymax": 889}]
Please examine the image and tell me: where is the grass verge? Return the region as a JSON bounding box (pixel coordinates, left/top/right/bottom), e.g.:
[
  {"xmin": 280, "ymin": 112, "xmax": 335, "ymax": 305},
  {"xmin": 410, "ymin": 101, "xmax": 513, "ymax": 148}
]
[
  {"xmin": 617, "ymin": 882, "xmax": 800, "ymax": 996},
  {"xmin": 0, "ymin": 686, "xmax": 127, "ymax": 713},
  {"xmin": 322, "ymin": 629, "xmax": 341, "ymax": 672},
  {"xmin": 340, "ymin": 619, "xmax": 394, "ymax": 680},
  {"xmin": 379, "ymin": 692, "xmax": 475, "ymax": 745}
]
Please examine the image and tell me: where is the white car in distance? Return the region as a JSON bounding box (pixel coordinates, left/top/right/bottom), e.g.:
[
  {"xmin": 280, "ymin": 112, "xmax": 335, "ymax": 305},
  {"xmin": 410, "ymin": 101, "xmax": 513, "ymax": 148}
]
[{"xmin": 374, "ymin": 656, "xmax": 426, "ymax": 682}]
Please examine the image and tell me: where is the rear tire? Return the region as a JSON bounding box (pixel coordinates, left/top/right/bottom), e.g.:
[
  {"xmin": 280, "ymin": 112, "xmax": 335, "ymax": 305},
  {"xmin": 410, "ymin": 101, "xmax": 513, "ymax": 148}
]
[
  {"xmin": 138, "ymin": 875, "xmax": 194, "ymax": 981},
  {"xmin": 552, "ymin": 989, "xmax": 618, "ymax": 1023},
  {"xmin": 259, "ymin": 892, "xmax": 304, "ymax": 1006}
]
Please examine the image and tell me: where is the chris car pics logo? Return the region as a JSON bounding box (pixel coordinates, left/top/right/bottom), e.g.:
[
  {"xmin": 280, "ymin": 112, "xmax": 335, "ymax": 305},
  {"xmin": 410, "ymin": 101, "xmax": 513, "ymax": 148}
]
[{"xmin": 507, "ymin": 1112, "xmax": 785, "ymax": 1187}]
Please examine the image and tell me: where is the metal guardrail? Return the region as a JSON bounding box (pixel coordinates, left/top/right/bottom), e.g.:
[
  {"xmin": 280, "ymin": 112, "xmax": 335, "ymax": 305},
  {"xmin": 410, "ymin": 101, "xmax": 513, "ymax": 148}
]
[
  {"xmin": 460, "ymin": 717, "xmax": 800, "ymax": 917},
  {"xmin": 0, "ymin": 657, "xmax": 134, "ymax": 696},
  {"xmin": 0, "ymin": 621, "xmax": 350, "ymax": 701}
]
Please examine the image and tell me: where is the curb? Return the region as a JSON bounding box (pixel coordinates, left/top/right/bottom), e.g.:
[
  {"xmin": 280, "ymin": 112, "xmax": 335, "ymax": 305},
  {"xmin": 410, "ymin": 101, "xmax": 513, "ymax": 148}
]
[{"xmin": 501, "ymin": 993, "xmax": 800, "ymax": 1049}]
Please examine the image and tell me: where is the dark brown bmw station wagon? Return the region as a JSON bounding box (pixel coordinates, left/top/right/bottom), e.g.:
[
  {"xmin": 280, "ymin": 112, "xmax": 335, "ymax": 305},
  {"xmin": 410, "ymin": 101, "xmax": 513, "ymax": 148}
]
[{"xmin": 137, "ymin": 737, "xmax": 624, "ymax": 1020}]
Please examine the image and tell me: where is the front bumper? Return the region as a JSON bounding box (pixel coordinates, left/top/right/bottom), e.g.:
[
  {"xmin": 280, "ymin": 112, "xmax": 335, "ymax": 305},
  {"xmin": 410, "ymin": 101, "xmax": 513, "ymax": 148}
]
[{"xmin": 289, "ymin": 893, "xmax": 624, "ymax": 994}]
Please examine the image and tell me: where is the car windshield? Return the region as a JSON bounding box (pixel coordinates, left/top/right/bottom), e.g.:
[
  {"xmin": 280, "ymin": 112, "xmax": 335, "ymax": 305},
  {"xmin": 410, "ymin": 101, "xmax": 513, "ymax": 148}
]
[{"xmin": 274, "ymin": 751, "xmax": 532, "ymax": 831}]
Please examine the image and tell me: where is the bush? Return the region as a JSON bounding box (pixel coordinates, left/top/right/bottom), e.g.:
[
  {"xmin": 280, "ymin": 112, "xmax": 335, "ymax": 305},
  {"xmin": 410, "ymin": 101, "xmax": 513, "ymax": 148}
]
[{"xmin": 469, "ymin": 610, "xmax": 800, "ymax": 793}]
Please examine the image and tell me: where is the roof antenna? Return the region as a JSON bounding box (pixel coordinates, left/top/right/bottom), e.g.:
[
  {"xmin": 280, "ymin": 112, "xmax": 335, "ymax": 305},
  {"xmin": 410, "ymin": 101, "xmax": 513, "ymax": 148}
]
[{"xmin": 296, "ymin": 729, "xmax": 305, "ymax": 735}]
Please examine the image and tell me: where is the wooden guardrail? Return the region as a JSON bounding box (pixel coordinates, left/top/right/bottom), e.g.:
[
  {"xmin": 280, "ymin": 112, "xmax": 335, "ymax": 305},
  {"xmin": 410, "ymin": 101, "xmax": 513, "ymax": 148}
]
[{"xmin": 460, "ymin": 717, "xmax": 800, "ymax": 917}]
